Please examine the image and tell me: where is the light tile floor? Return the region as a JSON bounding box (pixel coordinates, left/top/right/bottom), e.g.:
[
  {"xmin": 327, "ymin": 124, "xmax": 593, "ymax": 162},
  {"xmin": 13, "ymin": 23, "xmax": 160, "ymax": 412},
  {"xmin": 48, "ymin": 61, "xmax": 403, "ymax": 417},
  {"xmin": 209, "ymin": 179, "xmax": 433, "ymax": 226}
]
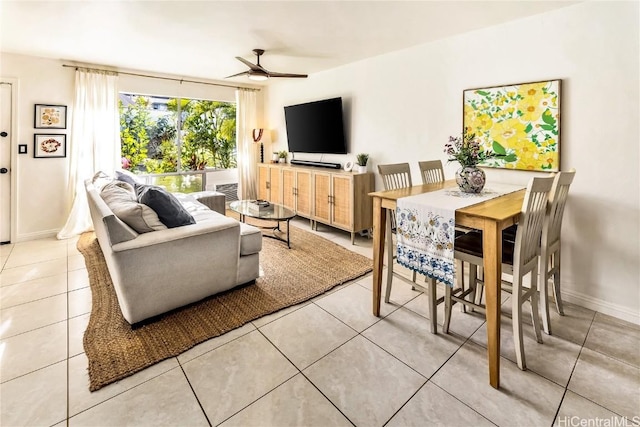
[{"xmin": 1, "ymin": 218, "xmax": 639, "ymax": 427}]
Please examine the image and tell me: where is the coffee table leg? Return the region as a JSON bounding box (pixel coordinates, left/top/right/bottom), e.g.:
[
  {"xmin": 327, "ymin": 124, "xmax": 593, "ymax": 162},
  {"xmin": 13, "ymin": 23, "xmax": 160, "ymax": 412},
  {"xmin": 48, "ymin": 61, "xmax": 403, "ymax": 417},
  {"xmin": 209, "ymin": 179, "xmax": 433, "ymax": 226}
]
[{"xmin": 287, "ymin": 219, "xmax": 291, "ymax": 248}]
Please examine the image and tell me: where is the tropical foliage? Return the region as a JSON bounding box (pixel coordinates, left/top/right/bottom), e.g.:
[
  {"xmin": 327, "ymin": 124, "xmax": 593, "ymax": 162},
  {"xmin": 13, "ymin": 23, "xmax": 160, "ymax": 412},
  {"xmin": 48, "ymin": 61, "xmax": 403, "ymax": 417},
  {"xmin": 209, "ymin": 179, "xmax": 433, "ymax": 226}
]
[
  {"xmin": 119, "ymin": 95, "xmax": 236, "ymax": 174},
  {"xmin": 463, "ymin": 80, "xmax": 560, "ymax": 171}
]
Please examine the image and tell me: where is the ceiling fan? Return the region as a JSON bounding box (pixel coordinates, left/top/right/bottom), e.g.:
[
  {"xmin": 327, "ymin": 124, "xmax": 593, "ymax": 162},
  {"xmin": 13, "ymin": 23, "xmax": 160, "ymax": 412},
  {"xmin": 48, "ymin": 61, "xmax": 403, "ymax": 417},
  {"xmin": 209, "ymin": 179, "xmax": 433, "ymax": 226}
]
[{"xmin": 226, "ymin": 49, "xmax": 308, "ymax": 81}]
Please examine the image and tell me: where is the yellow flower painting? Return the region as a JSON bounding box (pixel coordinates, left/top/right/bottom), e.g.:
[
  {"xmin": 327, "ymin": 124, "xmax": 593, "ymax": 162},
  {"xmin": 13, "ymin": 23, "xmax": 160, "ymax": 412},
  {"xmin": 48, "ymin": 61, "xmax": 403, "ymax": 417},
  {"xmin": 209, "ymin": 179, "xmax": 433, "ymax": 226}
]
[{"xmin": 463, "ymin": 80, "xmax": 561, "ymax": 172}]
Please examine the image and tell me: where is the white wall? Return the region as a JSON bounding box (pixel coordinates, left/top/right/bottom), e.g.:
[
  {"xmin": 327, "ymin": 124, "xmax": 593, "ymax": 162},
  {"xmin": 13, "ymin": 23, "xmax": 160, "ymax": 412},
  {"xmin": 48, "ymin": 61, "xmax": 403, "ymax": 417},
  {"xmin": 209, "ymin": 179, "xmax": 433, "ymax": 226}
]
[
  {"xmin": 0, "ymin": 53, "xmax": 262, "ymax": 241},
  {"xmin": 0, "ymin": 55, "xmax": 74, "ymax": 240},
  {"xmin": 265, "ymin": 2, "xmax": 640, "ymax": 323}
]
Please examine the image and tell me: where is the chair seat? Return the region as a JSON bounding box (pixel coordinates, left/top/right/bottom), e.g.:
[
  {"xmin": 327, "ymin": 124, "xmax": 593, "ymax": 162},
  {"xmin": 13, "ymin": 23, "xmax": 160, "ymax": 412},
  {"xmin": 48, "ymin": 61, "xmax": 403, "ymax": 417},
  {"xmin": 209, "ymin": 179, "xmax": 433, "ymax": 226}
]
[
  {"xmin": 455, "ymin": 231, "xmax": 515, "ymax": 265},
  {"xmin": 502, "ymin": 224, "xmax": 518, "ymax": 242}
]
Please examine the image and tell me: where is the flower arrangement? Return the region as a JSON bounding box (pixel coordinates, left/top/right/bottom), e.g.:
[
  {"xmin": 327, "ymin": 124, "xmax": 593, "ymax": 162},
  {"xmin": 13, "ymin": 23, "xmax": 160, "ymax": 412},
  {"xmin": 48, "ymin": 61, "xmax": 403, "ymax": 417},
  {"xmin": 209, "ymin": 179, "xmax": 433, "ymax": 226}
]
[{"xmin": 444, "ymin": 133, "xmax": 500, "ymax": 167}]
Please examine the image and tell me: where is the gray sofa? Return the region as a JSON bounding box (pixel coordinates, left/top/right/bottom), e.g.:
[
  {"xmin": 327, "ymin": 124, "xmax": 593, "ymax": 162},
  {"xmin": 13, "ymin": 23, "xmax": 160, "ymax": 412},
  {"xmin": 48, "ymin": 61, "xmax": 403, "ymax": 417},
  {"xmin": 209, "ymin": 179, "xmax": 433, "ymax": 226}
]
[{"xmin": 85, "ymin": 177, "xmax": 262, "ymax": 325}]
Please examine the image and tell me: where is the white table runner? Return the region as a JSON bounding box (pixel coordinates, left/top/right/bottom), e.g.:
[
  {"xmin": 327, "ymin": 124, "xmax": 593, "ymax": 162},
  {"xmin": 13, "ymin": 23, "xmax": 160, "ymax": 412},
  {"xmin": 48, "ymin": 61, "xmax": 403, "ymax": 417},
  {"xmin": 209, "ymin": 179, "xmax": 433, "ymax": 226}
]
[{"xmin": 396, "ymin": 183, "xmax": 524, "ymax": 287}]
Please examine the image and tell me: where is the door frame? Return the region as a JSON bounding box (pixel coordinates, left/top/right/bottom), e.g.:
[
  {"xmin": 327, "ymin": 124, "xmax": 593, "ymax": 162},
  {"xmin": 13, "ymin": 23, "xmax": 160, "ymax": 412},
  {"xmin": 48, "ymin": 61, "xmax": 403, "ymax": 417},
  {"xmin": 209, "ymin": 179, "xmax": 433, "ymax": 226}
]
[{"xmin": 1, "ymin": 77, "xmax": 19, "ymax": 244}]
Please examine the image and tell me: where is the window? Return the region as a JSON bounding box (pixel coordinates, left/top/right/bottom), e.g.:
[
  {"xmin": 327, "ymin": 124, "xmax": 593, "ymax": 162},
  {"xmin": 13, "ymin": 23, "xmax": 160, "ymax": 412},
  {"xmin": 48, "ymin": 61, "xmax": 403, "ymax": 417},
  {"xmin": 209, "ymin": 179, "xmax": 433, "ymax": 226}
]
[{"xmin": 119, "ymin": 93, "xmax": 237, "ymax": 191}]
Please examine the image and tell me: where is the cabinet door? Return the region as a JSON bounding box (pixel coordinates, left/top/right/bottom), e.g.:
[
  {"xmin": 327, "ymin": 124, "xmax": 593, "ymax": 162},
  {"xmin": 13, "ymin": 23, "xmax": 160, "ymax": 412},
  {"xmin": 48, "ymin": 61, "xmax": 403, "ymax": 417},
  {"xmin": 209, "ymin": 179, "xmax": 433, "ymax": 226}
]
[
  {"xmin": 332, "ymin": 175, "xmax": 353, "ymax": 229},
  {"xmin": 281, "ymin": 168, "xmax": 295, "ymax": 210},
  {"xmin": 295, "ymin": 170, "xmax": 312, "ymax": 217},
  {"xmin": 257, "ymin": 165, "xmax": 270, "ymax": 201},
  {"xmin": 269, "ymin": 167, "xmax": 282, "ymax": 204},
  {"xmin": 313, "ymin": 172, "xmax": 331, "ymax": 224}
]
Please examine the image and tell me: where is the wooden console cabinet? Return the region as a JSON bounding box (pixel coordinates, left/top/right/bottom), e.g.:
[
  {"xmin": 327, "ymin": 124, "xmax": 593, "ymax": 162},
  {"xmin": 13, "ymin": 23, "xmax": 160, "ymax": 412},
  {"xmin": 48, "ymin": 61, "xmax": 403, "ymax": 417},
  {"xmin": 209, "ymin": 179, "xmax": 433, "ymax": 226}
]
[{"xmin": 257, "ymin": 163, "xmax": 374, "ymax": 243}]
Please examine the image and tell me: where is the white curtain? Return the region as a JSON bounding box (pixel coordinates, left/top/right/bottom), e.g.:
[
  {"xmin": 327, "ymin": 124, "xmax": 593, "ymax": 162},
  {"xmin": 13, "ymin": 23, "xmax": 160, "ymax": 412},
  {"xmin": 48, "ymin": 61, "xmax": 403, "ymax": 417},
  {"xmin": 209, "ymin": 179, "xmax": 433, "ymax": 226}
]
[
  {"xmin": 57, "ymin": 69, "xmax": 120, "ymax": 239},
  {"xmin": 236, "ymin": 88, "xmax": 258, "ymax": 200}
]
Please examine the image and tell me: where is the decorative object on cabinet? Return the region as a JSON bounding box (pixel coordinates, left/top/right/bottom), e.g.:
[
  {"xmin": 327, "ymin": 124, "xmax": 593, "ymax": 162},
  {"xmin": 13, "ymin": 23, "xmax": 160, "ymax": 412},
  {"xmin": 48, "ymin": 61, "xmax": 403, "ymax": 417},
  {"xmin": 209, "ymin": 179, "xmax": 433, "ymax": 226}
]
[
  {"xmin": 463, "ymin": 79, "xmax": 561, "ymax": 172},
  {"xmin": 343, "ymin": 161, "xmax": 354, "ymax": 172},
  {"xmin": 252, "ymin": 128, "xmax": 271, "ymax": 163},
  {"xmin": 278, "ymin": 150, "xmax": 288, "ymax": 163},
  {"xmin": 271, "ymin": 152, "xmax": 279, "ymax": 163},
  {"xmin": 34, "ymin": 104, "xmax": 67, "ymax": 129},
  {"xmin": 34, "ymin": 134, "xmax": 66, "ymax": 158},
  {"xmin": 356, "ymin": 153, "xmax": 369, "ymax": 173}
]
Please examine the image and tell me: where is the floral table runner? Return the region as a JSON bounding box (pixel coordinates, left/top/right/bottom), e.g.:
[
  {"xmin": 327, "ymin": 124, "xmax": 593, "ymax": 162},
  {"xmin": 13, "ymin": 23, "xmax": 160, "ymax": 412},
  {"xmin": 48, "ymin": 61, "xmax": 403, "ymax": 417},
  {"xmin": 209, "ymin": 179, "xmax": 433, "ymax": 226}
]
[{"xmin": 396, "ymin": 183, "xmax": 524, "ymax": 287}]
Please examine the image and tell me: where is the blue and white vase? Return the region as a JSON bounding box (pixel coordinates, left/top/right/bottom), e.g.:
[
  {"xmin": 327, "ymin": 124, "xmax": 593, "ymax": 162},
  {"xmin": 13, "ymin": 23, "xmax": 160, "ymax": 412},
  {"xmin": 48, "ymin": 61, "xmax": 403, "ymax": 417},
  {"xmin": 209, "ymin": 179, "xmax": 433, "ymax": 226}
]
[{"xmin": 455, "ymin": 166, "xmax": 486, "ymax": 193}]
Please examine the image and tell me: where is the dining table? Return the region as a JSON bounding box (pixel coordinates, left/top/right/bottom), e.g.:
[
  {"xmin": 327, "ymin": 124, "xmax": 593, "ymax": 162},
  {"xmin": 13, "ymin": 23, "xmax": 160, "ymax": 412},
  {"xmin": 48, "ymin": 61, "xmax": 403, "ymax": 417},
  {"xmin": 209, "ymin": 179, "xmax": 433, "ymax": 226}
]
[{"xmin": 369, "ymin": 179, "xmax": 526, "ymax": 389}]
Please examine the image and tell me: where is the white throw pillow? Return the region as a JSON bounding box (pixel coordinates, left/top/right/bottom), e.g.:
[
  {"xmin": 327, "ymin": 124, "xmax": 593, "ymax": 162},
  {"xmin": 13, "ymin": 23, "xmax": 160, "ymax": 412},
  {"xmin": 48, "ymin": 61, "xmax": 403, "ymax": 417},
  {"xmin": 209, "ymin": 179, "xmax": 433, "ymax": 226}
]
[{"xmin": 101, "ymin": 181, "xmax": 167, "ymax": 233}]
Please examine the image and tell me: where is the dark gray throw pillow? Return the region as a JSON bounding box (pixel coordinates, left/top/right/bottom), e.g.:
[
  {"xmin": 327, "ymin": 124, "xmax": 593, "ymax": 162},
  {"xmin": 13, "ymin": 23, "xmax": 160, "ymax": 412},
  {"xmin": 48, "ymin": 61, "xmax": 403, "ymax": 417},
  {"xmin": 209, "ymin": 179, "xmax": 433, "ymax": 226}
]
[{"xmin": 135, "ymin": 184, "xmax": 196, "ymax": 228}]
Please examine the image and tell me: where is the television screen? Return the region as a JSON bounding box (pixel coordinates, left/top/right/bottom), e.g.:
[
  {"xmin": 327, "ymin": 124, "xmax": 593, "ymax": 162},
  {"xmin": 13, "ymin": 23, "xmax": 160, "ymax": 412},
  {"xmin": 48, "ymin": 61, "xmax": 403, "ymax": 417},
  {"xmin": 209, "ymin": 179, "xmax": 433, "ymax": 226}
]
[{"xmin": 284, "ymin": 97, "xmax": 347, "ymax": 154}]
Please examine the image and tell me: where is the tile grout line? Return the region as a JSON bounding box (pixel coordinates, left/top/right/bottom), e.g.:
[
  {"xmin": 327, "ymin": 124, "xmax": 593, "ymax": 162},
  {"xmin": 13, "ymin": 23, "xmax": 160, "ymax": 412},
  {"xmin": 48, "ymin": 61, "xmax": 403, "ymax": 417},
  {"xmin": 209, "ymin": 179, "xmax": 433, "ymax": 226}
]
[
  {"xmin": 550, "ymin": 312, "xmax": 596, "ymax": 426},
  {"xmin": 176, "ymin": 361, "xmax": 213, "ymax": 427},
  {"xmin": 253, "ymin": 327, "xmax": 357, "ymax": 427},
  {"xmin": 551, "ymin": 312, "xmax": 631, "ymax": 423}
]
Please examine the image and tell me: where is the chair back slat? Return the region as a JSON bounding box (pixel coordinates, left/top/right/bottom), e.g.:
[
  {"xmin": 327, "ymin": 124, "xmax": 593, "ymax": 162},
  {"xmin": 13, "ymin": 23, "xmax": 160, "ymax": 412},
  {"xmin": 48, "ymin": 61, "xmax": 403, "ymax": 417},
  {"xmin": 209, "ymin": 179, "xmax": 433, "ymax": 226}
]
[
  {"xmin": 378, "ymin": 163, "xmax": 413, "ymax": 190},
  {"xmin": 418, "ymin": 160, "xmax": 445, "ymax": 184},
  {"xmin": 544, "ymin": 169, "xmax": 576, "ymax": 248},
  {"xmin": 378, "ymin": 163, "xmax": 412, "ymax": 231},
  {"xmin": 513, "ymin": 176, "xmax": 554, "ymax": 269}
]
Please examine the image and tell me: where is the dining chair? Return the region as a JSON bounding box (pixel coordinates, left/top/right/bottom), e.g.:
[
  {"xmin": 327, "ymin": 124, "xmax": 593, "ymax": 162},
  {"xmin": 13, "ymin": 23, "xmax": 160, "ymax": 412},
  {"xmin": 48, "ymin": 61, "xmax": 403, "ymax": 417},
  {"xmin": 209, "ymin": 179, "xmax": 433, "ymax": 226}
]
[
  {"xmin": 418, "ymin": 160, "xmax": 445, "ymax": 184},
  {"xmin": 537, "ymin": 169, "xmax": 576, "ymax": 334},
  {"xmin": 378, "ymin": 163, "xmax": 441, "ymax": 331},
  {"xmin": 377, "ymin": 163, "xmax": 415, "ymax": 292},
  {"xmin": 443, "ymin": 175, "xmax": 554, "ymax": 370},
  {"xmin": 484, "ymin": 170, "xmax": 576, "ymax": 335}
]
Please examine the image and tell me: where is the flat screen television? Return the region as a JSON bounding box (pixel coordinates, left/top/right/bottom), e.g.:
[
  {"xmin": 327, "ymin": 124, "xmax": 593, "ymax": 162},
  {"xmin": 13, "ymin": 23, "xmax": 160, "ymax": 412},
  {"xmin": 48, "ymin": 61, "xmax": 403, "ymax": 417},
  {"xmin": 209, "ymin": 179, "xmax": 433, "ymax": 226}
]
[{"xmin": 284, "ymin": 97, "xmax": 347, "ymax": 154}]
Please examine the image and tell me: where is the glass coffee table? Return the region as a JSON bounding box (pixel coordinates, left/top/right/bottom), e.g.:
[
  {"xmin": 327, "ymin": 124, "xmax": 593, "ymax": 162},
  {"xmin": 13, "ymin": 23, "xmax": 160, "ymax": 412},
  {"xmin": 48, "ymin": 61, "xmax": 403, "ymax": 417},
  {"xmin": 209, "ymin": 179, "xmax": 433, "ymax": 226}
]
[{"xmin": 229, "ymin": 200, "xmax": 296, "ymax": 248}]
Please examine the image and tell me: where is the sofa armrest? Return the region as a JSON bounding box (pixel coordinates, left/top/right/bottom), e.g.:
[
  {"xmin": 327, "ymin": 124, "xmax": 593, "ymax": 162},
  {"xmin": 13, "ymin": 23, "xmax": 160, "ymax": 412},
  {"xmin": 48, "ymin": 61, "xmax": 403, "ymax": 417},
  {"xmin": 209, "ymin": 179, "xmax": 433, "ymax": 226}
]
[{"xmin": 192, "ymin": 191, "xmax": 226, "ymax": 215}]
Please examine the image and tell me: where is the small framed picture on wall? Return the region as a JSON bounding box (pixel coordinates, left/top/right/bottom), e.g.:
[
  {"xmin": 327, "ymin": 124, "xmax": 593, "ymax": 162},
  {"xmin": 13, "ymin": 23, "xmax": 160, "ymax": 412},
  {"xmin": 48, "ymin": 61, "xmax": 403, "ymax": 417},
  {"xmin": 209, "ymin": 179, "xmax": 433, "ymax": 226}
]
[
  {"xmin": 34, "ymin": 104, "xmax": 67, "ymax": 129},
  {"xmin": 34, "ymin": 134, "xmax": 66, "ymax": 158}
]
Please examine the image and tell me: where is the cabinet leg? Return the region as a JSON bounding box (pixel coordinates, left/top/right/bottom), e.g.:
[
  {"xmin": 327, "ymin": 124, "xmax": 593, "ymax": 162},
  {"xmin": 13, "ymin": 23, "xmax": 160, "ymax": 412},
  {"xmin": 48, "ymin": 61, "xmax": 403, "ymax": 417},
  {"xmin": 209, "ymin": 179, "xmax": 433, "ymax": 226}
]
[{"xmin": 351, "ymin": 232, "xmax": 355, "ymax": 245}]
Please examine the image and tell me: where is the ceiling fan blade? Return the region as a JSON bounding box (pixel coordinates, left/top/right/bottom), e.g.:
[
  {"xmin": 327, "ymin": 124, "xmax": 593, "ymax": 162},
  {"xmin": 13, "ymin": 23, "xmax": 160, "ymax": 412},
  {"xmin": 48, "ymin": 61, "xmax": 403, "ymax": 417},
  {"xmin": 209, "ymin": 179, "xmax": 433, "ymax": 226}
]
[
  {"xmin": 267, "ymin": 71, "xmax": 308, "ymax": 78},
  {"xmin": 235, "ymin": 56, "xmax": 267, "ymax": 72},
  {"xmin": 225, "ymin": 70, "xmax": 250, "ymax": 79}
]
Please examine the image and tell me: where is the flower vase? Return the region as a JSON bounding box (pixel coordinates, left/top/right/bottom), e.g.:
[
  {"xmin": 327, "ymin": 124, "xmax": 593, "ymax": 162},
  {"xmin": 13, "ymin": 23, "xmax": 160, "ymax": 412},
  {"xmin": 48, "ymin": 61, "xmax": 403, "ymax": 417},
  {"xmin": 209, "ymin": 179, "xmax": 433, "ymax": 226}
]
[
  {"xmin": 455, "ymin": 166, "xmax": 486, "ymax": 193},
  {"xmin": 356, "ymin": 164, "xmax": 367, "ymax": 173}
]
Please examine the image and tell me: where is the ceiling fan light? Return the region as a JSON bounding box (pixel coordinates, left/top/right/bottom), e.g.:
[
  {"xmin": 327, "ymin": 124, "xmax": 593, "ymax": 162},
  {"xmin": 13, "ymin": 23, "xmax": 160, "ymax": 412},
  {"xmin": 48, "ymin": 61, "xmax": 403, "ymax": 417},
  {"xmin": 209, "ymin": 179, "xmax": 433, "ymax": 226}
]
[{"xmin": 248, "ymin": 71, "xmax": 269, "ymax": 81}]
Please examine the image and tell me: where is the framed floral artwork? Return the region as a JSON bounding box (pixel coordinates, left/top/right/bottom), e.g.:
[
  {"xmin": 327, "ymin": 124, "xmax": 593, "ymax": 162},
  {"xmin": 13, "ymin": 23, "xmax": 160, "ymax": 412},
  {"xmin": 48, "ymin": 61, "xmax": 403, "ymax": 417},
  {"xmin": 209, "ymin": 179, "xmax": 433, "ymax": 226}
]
[
  {"xmin": 463, "ymin": 79, "xmax": 561, "ymax": 172},
  {"xmin": 34, "ymin": 104, "xmax": 67, "ymax": 129},
  {"xmin": 34, "ymin": 134, "xmax": 66, "ymax": 158}
]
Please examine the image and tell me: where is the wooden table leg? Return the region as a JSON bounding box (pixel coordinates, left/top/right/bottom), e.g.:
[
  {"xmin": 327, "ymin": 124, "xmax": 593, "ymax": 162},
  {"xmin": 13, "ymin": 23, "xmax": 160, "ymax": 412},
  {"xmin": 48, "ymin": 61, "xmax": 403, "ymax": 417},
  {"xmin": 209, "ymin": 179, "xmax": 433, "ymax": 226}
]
[
  {"xmin": 372, "ymin": 197, "xmax": 386, "ymax": 317},
  {"xmin": 483, "ymin": 219, "xmax": 502, "ymax": 389}
]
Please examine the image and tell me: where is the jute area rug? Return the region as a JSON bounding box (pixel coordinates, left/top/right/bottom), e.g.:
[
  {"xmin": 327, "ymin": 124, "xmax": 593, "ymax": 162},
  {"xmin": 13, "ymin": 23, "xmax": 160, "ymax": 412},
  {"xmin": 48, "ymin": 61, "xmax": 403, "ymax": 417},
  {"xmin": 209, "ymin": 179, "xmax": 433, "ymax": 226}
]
[{"xmin": 79, "ymin": 224, "xmax": 372, "ymax": 391}]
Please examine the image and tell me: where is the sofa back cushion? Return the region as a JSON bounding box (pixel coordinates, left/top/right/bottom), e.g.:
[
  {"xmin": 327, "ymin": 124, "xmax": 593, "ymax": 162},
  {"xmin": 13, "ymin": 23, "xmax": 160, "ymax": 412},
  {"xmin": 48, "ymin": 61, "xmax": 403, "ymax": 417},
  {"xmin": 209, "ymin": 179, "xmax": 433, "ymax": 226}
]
[
  {"xmin": 135, "ymin": 184, "xmax": 196, "ymax": 228},
  {"xmin": 115, "ymin": 169, "xmax": 143, "ymax": 186},
  {"xmin": 101, "ymin": 181, "xmax": 167, "ymax": 233}
]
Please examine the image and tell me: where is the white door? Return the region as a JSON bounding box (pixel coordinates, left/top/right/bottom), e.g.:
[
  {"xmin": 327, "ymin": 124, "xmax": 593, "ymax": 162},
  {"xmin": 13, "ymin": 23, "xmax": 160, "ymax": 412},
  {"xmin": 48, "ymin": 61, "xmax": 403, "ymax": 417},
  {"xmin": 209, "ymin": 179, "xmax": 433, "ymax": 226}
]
[{"xmin": 0, "ymin": 82, "xmax": 12, "ymax": 243}]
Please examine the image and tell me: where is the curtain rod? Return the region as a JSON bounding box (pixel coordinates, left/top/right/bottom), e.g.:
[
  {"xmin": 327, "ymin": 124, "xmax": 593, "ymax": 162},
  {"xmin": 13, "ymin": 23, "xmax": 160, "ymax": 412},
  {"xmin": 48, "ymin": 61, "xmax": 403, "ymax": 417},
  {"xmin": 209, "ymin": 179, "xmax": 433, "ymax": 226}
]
[{"xmin": 61, "ymin": 64, "xmax": 261, "ymax": 92}]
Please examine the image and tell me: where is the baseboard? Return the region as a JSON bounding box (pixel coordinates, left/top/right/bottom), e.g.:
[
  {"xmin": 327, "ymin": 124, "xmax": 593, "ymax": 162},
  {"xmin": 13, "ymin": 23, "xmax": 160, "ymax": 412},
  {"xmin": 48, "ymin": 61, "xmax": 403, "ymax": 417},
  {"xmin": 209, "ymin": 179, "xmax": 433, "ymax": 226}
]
[
  {"xmin": 13, "ymin": 229, "xmax": 59, "ymax": 243},
  {"xmin": 562, "ymin": 288, "xmax": 640, "ymax": 326}
]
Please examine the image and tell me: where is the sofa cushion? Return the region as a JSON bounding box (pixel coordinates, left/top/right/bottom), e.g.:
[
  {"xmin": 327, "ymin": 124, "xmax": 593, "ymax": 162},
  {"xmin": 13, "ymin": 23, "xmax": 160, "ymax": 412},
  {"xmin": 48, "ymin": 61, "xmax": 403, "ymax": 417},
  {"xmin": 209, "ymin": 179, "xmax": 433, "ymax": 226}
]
[
  {"xmin": 239, "ymin": 223, "xmax": 262, "ymax": 256},
  {"xmin": 101, "ymin": 181, "xmax": 167, "ymax": 233},
  {"xmin": 135, "ymin": 184, "xmax": 196, "ymax": 228},
  {"xmin": 172, "ymin": 193, "xmax": 220, "ymax": 223},
  {"xmin": 92, "ymin": 171, "xmax": 113, "ymax": 192}
]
